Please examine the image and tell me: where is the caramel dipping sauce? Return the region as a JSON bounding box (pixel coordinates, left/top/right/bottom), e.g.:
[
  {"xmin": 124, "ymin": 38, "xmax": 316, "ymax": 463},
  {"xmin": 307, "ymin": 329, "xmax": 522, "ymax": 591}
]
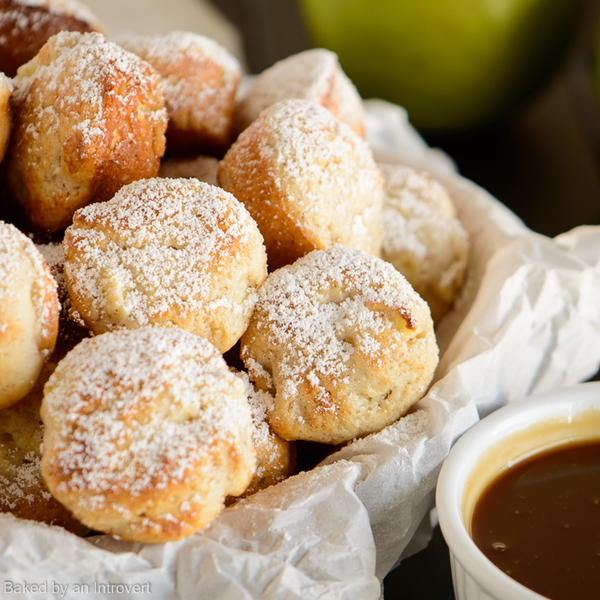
[
  {"xmin": 462, "ymin": 409, "xmax": 600, "ymax": 600},
  {"xmin": 471, "ymin": 440, "xmax": 600, "ymax": 600}
]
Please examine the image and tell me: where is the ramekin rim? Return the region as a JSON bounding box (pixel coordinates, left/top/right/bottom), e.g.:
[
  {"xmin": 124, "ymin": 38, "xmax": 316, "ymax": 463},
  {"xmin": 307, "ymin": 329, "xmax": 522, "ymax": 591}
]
[{"xmin": 436, "ymin": 381, "xmax": 600, "ymax": 600}]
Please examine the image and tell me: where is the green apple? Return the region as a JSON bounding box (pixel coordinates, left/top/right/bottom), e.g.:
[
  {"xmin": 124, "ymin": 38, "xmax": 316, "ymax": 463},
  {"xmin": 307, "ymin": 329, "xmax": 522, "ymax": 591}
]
[{"xmin": 300, "ymin": 0, "xmax": 581, "ymax": 132}]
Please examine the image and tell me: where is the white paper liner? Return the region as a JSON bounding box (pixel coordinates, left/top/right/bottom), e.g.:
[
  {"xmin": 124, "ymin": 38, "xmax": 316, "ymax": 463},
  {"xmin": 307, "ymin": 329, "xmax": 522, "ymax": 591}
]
[{"xmin": 2, "ymin": 100, "xmax": 599, "ymax": 600}]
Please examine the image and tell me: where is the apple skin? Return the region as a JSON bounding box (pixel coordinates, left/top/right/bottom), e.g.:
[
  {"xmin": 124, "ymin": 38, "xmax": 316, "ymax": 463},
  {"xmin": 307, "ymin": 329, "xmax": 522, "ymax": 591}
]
[{"xmin": 300, "ymin": 0, "xmax": 581, "ymax": 132}]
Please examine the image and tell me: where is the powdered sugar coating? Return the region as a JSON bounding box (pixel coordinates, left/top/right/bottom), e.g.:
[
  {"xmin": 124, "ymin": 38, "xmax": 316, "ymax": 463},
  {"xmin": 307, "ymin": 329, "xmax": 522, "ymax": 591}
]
[
  {"xmin": 0, "ymin": 0, "xmax": 99, "ymax": 47},
  {"xmin": 0, "ymin": 453, "xmax": 51, "ymax": 509},
  {"xmin": 241, "ymin": 246, "xmax": 438, "ymax": 444},
  {"xmin": 219, "ymin": 99, "xmax": 383, "ymax": 268},
  {"xmin": 9, "ymin": 31, "xmax": 167, "ymax": 232},
  {"xmin": 8, "ymin": 0, "xmax": 98, "ymax": 24},
  {"xmin": 236, "ymin": 371, "xmax": 274, "ymax": 450},
  {"xmin": 234, "ymin": 370, "xmax": 292, "ymax": 494},
  {"xmin": 42, "ymin": 328, "xmax": 250, "ymax": 495},
  {"xmin": 63, "ymin": 178, "xmax": 267, "ymax": 351},
  {"xmin": 37, "ymin": 240, "xmax": 89, "ymax": 339},
  {"xmin": 0, "ymin": 0, "xmax": 101, "ymax": 77},
  {"xmin": 379, "ymin": 163, "xmax": 469, "ymax": 321},
  {"xmin": 120, "ymin": 31, "xmax": 239, "ymax": 85},
  {"xmin": 381, "ymin": 164, "xmax": 456, "ymax": 258},
  {"xmin": 120, "ymin": 31, "xmax": 241, "ymax": 152},
  {"xmin": 244, "ymin": 245, "xmax": 422, "ymax": 402},
  {"xmin": 0, "ymin": 223, "xmax": 57, "ymax": 339},
  {"xmin": 238, "ymin": 48, "xmax": 365, "ymax": 136},
  {"xmin": 0, "ymin": 222, "xmax": 58, "ymax": 407},
  {"xmin": 41, "ymin": 327, "xmax": 256, "ymax": 541},
  {"xmin": 13, "ymin": 31, "xmax": 160, "ymax": 132},
  {"xmin": 35, "ymin": 240, "xmax": 63, "ymax": 271}
]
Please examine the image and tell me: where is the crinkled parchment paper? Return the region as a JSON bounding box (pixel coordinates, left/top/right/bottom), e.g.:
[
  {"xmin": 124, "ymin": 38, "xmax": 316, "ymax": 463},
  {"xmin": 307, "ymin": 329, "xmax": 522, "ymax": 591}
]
[{"xmin": 1, "ymin": 101, "xmax": 599, "ymax": 600}]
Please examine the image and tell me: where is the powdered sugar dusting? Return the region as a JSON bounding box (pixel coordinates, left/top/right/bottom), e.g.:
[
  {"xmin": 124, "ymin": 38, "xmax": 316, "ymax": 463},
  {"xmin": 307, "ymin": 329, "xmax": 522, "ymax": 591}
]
[
  {"xmin": 120, "ymin": 31, "xmax": 240, "ymax": 140},
  {"xmin": 0, "ymin": 369, "xmax": 55, "ymax": 513},
  {"xmin": 0, "ymin": 221, "xmax": 57, "ymax": 341},
  {"xmin": 0, "ymin": 72, "xmax": 13, "ymax": 93},
  {"xmin": 225, "ymin": 99, "xmax": 382, "ymax": 255},
  {"xmin": 243, "ymin": 356, "xmax": 272, "ymax": 390},
  {"xmin": 242, "ymin": 49, "xmax": 334, "ymax": 115},
  {"xmin": 234, "ymin": 370, "xmax": 291, "ymax": 486},
  {"xmin": 120, "ymin": 31, "xmax": 239, "ymax": 79},
  {"xmin": 36, "ymin": 241, "xmax": 85, "ymax": 331},
  {"xmin": 64, "ymin": 178, "xmax": 261, "ymax": 330},
  {"xmin": 0, "ymin": 0, "xmax": 99, "ymax": 52},
  {"xmin": 42, "ymin": 327, "xmax": 252, "ymax": 509},
  {"xmin": 239, "ymin": 48, "xmax": 363, "ymax": 133},
  {"xmin": 35, "ymin": 240, "xmax": 63, "ymax": 271},
  {"xmin": 0, "ymin": 222, "xmax": 50, "ymax": 292},
  {"xmin": 243, "ymin": 246, "xmax": 424, "ymax": 408},
  {"xmin": 235, "ymin": 371, "xmax": 275, "ymax": 451},
  {"xmin": 13, "ymin": 31, "xmax": 165, "ymax": 151},
  {"xmin": 0, "ymin": 9, "xmax": 49, "ymax": 47},
  {"xmin": 380, "ymin": 163, "xmax": 457, "ymax": 259},
  {"xmin": 10, "ymin": 0, "xmax": 99, "ymax": 25},
  {"xmin": 36, "ymin": 241, "xmax": 65, "ymax": 302},
  {"xmin": 0, "ymin": 452, "xmax": 52, "ymax": 509},
  {"xmin": 379, "ymin": 163, "xmax": 469, "ymax": 319}
]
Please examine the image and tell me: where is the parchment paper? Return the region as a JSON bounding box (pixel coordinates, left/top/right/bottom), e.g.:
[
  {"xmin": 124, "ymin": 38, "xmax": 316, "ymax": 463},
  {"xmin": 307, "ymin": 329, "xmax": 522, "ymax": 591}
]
[{"xmin": 2, "ymin": 101, "xmax": 599, "ymax": 600}]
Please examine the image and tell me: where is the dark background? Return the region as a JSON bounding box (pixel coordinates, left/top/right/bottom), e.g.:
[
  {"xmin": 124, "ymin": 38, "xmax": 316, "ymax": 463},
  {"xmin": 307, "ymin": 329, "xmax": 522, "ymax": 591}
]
[{"xmin": 208, "ymin": 1, "xmax": 600, "ymax": 597}]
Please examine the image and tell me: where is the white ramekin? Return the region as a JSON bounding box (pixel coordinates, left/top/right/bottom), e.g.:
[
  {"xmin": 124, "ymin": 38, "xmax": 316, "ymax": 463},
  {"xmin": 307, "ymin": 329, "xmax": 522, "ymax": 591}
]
[{"xmin": 436, "ymin": 382, "xmax": 600, "ymax": 600}]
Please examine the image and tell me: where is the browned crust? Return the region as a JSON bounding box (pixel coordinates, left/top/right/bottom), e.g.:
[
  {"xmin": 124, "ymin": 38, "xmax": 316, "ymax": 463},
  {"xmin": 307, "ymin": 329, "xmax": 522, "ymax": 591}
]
[
  {"xmin": 218, "ymin": 129, "xmax": 320, "ymax": 270},
  {"xmin": 120, "ymin": 35, "xmax": 241, "ymax": 156},
  {"xmin": 0, "ymin": 76, "xmax": 11, "ymax": 163},
  {"xmin": 7, "ymin": 35, "xmax": 167, "ymax": 233},
  {"xmin": 320, "ymin": 70, "xmax": 366, "ymax": 138},
  {"xmin": 42, "ymin": 447, "xmax": 220, "ymax": 542},
  {"xmin": 164, "ymin": 56, "xmax": 239, "ymax": 155},
  {"xmin": 38, "ymin": 260, "xmax": 59, "ymax": 355},
  {"xmin": 62, "ymin": 180, "xmax": 266, "ymax": 350},
  {"xmin": 0, "ymin": 0, "xmax": 101, "ymax": 76},
  {"xmin": 242, "ymin": 436, "xmax": 295, "ymax": 497},
  {"xmin": 42, "ymin": 418, "xmax": 254, "ymax": 542},
  {"xmin": 236, "ymin": 50, "xmax": 365, "ymax": 138}
]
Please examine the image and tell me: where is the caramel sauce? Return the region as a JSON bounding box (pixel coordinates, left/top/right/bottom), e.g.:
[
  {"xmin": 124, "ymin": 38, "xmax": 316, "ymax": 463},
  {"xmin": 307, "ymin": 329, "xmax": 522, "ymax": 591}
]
[{"xmin": 471, "ymin": 440, "xmax": 600, "ymax": 600}]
